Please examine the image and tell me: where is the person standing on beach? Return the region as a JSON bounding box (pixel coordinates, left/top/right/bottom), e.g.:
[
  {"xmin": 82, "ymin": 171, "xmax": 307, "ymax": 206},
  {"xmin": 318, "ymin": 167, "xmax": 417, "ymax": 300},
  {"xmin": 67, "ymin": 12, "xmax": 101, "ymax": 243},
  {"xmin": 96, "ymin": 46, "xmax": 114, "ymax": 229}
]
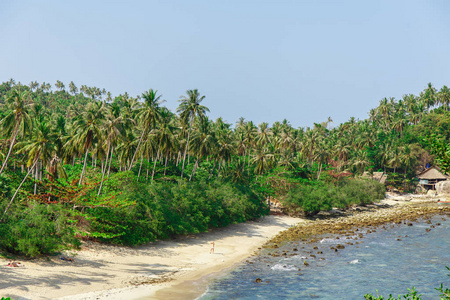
[{"xmin": 210, "ymin": 241, "xmax": 215, "ymax": 254}]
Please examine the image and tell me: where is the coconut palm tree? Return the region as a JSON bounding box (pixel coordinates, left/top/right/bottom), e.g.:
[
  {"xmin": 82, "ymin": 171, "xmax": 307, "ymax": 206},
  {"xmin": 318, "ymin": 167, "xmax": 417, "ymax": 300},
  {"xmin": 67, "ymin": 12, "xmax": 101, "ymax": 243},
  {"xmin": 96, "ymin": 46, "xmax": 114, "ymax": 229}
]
[
  {"xmin": 176, "ymin": 89, "xmax": 209, "ymax": 179},
  {"xmin": 189, "ymin": 117, "xmax": 217, "ymax": 180},
  {"xmin": 129, "ymin": 89, "xmax": 164, "ymax": 170},
  {"xmin": 421, "ymin": 82, "xmax": 437, "ymax": 111},
  {"xmin": 251, "ymin": 145, "xmax": 274, "ymax": 175},
  {"xmin": 97, "ymin": 107, "xmax": 128, "ymax": 195},
  {"xmin": 69, "ymin": 81, "xmax": 78, "ymax": 95},
  {"xmin": 1, "ymin": 121, "xmax": 56, "ymax": 221},
  {"xmin": 256, "ymin": 122, "xmax": 271, "ymax": 147},
  {"xmin": 55, "ymin": 80, "xmax": 65, "ymax": 91},
  {"xmin": 151, "ymin": 108, "xmax": 176, "ymax": 179},
  {"xmin": 72, "ymin": 102, "xmax": 106, "ymax": 185},
  {"xmin": 0, "ymin": 89, "xmax": 33, "ymax": 176},
  {"xmin": 438, "ymin": 85, "xmax": 450, "ymax": 111}
]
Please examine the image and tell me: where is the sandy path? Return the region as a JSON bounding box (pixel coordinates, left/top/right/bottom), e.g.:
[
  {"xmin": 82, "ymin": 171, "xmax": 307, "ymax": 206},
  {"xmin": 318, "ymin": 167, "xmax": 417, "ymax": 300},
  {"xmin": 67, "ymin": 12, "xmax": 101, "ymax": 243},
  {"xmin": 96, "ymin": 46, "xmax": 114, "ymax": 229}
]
[{"xmin": 0, "ymin": 215, "xmax": 302, "ymax": 300}]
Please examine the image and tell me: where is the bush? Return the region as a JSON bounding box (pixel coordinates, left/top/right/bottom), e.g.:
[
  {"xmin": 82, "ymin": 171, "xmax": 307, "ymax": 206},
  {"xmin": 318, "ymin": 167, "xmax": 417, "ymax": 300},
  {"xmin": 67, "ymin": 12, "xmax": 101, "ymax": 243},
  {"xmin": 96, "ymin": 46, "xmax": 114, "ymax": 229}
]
[
  {"xmin": 84, "ymin": 174, "xmax": 268, "ymax": 245},
  {"xmin": 281, "ymin": 179, "xmax": 385, "ymax": 216},
  {"xmin": 282, "ymin": 183, "xmax": 333, "ymax": 216},
  {"xmin": 0, "ymin": 203, "xmax": 80, "ymax": 257}
]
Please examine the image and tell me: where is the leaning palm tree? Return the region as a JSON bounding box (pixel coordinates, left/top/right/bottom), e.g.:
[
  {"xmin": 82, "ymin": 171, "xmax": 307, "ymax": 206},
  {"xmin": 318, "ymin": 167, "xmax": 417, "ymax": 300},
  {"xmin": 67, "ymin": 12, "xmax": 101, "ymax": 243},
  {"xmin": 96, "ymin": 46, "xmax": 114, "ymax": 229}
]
[
  {"xmin": 128, "ymin": 89, "xmax": 164, "ymax": 170},
  {"xmin": 176, "ymin": 89, "xmax": 209, "ymax": 179},
  {"xmin": 0, "ymin": 89, "xmax": 33, "ymax": 176},
  {"xmin": 72, "ymin": 102, "xmax": 106, "ymax": 185},
  {"xmin": 1, "ymin": 121, "xmax": 56, "ymax": 221}
]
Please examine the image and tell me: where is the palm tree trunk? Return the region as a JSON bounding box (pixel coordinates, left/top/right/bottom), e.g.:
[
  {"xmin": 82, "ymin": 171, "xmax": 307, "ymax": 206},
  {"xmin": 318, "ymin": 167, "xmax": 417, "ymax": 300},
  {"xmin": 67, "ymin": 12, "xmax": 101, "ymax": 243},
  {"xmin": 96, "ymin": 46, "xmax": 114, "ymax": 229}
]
[
  {"xmin": 1, "ymin": 157, "xmax": 39, "ymax": 222},
  {"xmin": 217, "ymin": 163, "xmax": 222, "ymax": 177},
  {"xmin": 128, "ymin": 130, "xmax": 146, "ymax": 171},
  {"xmin": 34, "ymin": 160, "xmax": 39, "ymax": 195},
  {"xmin": 242, "ymin": 149, "xmax": 247, "ymax": 172},
  {"xmin": 317, "ymin": 162, "xmax": 322, "ymax": 180},
  {"xmin": 151, "ymin": 149, "xmax": 161, "ymax": 182},
  {"xmin": 164, "ymin": 155, "xmax": 168, "ymax": 176},
  {"xmin": 189, "ymin": 157, "xmax": 199, "ymax": 181},
  {"xmin": 98, "ymin": 143, "xmax": 111, "ymax": 196},
  {"xmin": 0, "ymin": 126, "xmax": 19, "ymax": 176},
  {"xmin": 247, "ymin": 150, "xmax": 252, "ymax": 175},
  {"xmin": 107, "ymin": 146, "xmax": 114, "ymax": 178},
  {"xmin": 180, "ymin": 117, "xmax": 193, "ymax": 179},
  {"xmin": 137, "ymin": 155, "xmax": 144, "ymax": 181},
  {"xmin": 79, "ymin": 148, "xmax": 90, "ymax": 185},
  {"xmin": 208, "ymin": 161, "xmax": 216, "ymax": 179},
  {"xmin": 39, "ymin": 160, "xmax": 42, "ymax": 181}
]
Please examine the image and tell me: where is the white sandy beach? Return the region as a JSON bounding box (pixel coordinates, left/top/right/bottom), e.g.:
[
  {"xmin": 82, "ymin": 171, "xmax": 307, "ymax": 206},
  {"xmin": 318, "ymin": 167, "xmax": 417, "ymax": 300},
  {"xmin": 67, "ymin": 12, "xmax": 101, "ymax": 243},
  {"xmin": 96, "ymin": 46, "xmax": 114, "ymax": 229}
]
[{"xmin": 0, "ymin": 215, "xmax": 302, "ymax": 300}]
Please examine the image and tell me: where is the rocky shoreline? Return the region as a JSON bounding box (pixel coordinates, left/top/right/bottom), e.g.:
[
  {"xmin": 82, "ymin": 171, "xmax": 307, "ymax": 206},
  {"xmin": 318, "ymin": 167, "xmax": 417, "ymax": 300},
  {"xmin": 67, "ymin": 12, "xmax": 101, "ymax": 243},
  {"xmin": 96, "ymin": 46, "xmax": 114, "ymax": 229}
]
[{"xmin": 264, "ymin": 201, "xmax": 450, "ymax": 251}]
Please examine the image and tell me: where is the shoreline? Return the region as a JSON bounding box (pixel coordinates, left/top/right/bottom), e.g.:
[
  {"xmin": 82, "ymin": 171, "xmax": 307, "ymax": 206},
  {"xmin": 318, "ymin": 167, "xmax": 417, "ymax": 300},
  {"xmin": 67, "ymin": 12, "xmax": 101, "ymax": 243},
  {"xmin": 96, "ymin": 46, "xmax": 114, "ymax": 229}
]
[
  {"xmin": 1, "ymin": 195, "xmax": 448, "ymax": 300},
  {"xmin": 0, "ymin": 215, "xmax": 302, "ymax": 300}
]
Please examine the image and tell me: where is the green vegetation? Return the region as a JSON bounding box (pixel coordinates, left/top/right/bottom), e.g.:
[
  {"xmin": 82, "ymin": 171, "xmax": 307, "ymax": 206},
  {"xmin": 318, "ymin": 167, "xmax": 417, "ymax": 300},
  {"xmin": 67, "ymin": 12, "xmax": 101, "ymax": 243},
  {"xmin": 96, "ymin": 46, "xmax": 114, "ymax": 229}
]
[
  {"xmin": 0, "ymin": 79, "xmax": 449, "ymax": 257},
  {"xmin": 282, "ymin": 179, "xmax": 385, "ymax": 216}
]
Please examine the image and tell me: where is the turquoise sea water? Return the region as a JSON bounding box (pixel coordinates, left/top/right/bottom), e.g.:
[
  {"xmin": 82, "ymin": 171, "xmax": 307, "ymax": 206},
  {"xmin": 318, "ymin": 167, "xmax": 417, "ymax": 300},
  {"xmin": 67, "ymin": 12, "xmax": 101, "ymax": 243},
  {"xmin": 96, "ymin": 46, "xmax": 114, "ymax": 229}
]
[{"xmin": 199, "ymin": 213, "xmax": 450, "ymax": 300}]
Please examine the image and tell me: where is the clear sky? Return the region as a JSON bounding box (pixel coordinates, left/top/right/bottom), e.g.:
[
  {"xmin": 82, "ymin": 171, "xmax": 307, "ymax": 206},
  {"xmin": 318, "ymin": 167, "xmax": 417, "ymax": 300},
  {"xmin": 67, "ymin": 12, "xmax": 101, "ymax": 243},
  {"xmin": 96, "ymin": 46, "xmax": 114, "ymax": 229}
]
[{"xmin": 1, "ymin": 0, "xmax": 450, "ymax": 128}]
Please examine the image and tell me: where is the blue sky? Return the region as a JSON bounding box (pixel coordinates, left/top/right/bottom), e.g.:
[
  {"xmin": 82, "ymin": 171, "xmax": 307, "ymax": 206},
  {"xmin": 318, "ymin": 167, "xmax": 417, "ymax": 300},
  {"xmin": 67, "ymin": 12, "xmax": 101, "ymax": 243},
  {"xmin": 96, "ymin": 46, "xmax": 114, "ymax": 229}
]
[{"xmin": 1, "ymin": 0, "xmax": 450, "ymax": 128}]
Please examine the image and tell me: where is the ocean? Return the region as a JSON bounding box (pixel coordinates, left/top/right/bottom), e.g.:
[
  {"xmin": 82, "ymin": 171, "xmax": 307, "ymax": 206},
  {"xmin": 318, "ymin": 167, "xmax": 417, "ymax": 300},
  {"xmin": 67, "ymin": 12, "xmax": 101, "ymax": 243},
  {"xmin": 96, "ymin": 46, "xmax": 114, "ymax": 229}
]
[{"xmin": 199, "ymin": 213, "xmax": 450, "ymax": 299}]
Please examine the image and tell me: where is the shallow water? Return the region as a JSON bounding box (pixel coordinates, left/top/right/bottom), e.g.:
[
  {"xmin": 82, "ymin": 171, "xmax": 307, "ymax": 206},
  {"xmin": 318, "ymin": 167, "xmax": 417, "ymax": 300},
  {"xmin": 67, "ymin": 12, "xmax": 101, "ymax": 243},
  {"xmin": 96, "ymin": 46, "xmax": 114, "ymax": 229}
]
[{"xmin": 199, "ymin": 214, "xmax": 450, "ymax": 299}]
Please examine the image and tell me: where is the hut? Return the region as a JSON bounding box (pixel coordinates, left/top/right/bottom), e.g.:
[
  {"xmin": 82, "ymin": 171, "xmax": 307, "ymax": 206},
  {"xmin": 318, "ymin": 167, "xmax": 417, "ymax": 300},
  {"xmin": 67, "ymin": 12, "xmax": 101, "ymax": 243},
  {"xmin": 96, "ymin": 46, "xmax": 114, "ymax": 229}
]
[
  {"xmin": 416, "ymin": 166, "xmax": 448, "ymax": 190},
  {"xmin": 361, "ymin": 171, "xmax": 388, "ymax": 184}
]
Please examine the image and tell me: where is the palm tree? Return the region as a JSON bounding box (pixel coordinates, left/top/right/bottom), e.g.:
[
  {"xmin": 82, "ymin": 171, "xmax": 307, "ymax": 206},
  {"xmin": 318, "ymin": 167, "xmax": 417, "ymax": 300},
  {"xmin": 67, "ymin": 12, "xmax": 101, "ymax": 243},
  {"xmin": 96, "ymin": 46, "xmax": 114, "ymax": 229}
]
[
  {"xmin": 352, "ymin": 149, "xmax": 370, "ymax": 174},
  {"xmin": 1, "ymin": 121, "xmax": 56, "ymax": 221},
  {"xmin": 242, "ymin": 121, "xmax": 257, "ymax": 172},
  {"xmin": 176, "ymin": 89, "xmax": 209, "ymax": 179},
  {"xmin": 69, "ymin": 81, "xmax": 78, "ymax": 95},
  {"xmin": 0, "ymin": 89, "xmax": 33, "ymax": 176},
  {"xmin": 72, "ymin": 102, "xmax": 106, "ymax": 185},
  {"xmin": 251, "ymin": 145, "xmax": 274, "ymax": 175},
  {"xmin": 421, "ymin": 82, "xmax": 437, "ymax": 111},
  {"xmin": 29, "ymin": 81, "xmax": 39, "ymax": 92},
  {"xmin": 97, "ymin": 107, "xmax": 127, "ymax": 195},
  {"xmin": 129, "ymin": 89, "xmax": 164, "ymax": 170},
  {"xmin": 55, "ymin": 80, "xmax": 65, "ymax": 91},
  {"xmin": 438, "ymin": 85, "xmax": 450, "ymax": 111},
  {"xmin": 189, "ymin": 117, "xmax": 217, "ymax": 180},
  {"xmin": 256, "ymin": 122, "xmax": 272, "ymax": 147},
  {"xmin": 151, "ymin": 108, "xmax": 176, "ymax": 179}
]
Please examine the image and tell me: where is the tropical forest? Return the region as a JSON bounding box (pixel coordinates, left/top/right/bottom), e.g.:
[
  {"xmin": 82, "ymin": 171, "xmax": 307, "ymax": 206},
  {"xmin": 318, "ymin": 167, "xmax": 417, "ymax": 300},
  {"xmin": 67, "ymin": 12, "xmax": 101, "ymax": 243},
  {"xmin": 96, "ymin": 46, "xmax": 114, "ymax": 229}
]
[{"xmin": 0, "ymin": 79, "xmax": 449, "ymax": 257}]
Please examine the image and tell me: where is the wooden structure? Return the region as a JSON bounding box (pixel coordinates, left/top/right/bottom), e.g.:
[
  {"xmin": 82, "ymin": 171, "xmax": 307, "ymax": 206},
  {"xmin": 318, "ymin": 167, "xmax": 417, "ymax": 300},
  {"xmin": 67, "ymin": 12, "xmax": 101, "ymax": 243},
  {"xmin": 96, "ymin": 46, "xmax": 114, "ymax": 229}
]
[
  {"xmin": 417, "ymin": 166, "xmax": 448, "ymax": 190},
  {"xmin": 361, "ymin": 171, "xmax": 388, "ymax": 184}
]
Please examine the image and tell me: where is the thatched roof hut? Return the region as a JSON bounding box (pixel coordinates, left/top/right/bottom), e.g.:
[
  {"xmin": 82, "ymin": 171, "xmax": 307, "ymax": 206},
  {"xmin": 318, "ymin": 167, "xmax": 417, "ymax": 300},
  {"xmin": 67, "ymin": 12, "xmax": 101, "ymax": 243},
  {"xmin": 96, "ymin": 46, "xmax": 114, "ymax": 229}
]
[
  {"xmin": 361, "ymin": 171, "xmax": 388, "ymax": 184},
  {"xmin": 417, "ymin": 166, "xmax": 448, "ymax": 190}
]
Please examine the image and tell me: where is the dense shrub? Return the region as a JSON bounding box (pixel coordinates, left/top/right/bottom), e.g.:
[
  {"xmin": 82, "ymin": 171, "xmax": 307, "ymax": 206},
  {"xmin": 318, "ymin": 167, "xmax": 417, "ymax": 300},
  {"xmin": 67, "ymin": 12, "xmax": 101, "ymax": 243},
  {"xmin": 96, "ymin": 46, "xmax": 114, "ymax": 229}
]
[
  {"xmin": 281, "ymin": 179, "xmax": 385, "ymax": 216},
  {"xmin": 0, "ymin": 203, "xmax": 80, "ymax": 257},
  {"xmin": 335, "ymin": 179, "xmax": 386, "ymax": 208},
  {"xmin": 281, "ymin": 183, "xmax": 333, "ymax": 216},
  {"xmin": 83, "ymin": 173, "xmax": 268, "ymax": 245}
]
